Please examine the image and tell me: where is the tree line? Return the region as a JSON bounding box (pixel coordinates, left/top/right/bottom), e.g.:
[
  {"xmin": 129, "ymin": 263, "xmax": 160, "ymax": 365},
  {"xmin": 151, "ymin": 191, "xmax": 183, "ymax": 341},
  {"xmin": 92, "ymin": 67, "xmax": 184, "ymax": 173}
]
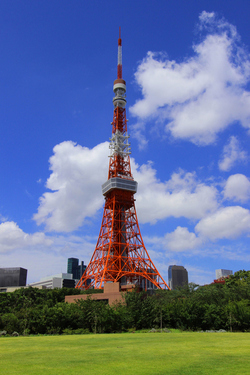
[{"xmin": 0, "ymin": 270, "xmax": 249, "ymax": 335}]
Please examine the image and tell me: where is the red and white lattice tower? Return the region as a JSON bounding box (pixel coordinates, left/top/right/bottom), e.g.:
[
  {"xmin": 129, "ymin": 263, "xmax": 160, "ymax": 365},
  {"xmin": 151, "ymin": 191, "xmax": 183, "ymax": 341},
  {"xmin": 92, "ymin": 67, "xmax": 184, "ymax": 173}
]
[{"xmin": 76, "ymin": 29, "xmax": 170, "ymax": 290}]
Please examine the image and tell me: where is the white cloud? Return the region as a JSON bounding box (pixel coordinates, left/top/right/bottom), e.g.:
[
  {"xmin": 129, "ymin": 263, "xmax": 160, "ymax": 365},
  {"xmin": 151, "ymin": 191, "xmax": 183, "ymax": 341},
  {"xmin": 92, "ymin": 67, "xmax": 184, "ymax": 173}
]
[
  {"xmin": 131, "ymin": 121, "xmax": 148, "ymax": 150},
  {"xmin": 0, "ymin": 214, "xmax": 8, "ymax": 223},
  {"xmin": 130, "ymin": 12, "xmax": 250, "ymax": 145},
  {"xmin": 223, "ymin": 174, "xmax": 250, "ymax": 202},
  {"xmin": 164, "ymin": 226, "xmax": 202, "ymax": 252},
  {"xmin": 199, "ymin": 11, "xmax": 215, "ymax": 25},
  {"xmin": 0, "ymin": 221, "xmax": 52, "ymax": 253},
  {"xmin": 218, "ymin": 136, "xmax": 247, "ymax": 171},
  {"xmin": 0, "ymin": 231, "xmax": 97, "ymax": 283},
  {"xmin": 198, "ymin": 11, "xmax": 237, "ymax": 39},
  {"xmin": 33, "ymin": 141, "xmax": 109, "ymax": 232},
  {"xmin": 34, "ymin": 140, "xmax": 219, "ymax": 232},
  {"xmin": 184, "ymin": 264, "xmax": 215, "ymax": 286},
  {"xmin": 195, "ymin": 206, "xmax": 250, "ymax": 240},
  {"xmin": 133, "ymin": 164, "xmax": 218, "ymax": 224}
]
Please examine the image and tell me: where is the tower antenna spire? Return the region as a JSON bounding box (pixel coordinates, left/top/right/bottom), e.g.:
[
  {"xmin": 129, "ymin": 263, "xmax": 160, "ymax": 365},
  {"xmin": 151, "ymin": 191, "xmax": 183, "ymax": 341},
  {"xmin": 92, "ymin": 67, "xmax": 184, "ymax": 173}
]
[{"xmin": 117, "ymin": 27, "xmax": 122, "ymax": 79}]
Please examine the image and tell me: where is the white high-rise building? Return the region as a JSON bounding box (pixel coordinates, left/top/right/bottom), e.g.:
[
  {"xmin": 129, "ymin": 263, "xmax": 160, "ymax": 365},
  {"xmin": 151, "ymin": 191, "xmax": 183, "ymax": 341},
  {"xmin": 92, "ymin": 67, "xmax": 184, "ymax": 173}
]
[{"xmin": 215, "ymin": 269, "xmax": 233, "ymax": 279}]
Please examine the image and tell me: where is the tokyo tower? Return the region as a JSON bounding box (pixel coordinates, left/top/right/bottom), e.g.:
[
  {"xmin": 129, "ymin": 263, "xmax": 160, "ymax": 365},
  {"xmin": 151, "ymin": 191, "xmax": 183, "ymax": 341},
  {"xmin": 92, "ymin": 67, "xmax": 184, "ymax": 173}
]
[{"xmin": 76, "ymin": 29, "xmax": 170, "ymax": 291}]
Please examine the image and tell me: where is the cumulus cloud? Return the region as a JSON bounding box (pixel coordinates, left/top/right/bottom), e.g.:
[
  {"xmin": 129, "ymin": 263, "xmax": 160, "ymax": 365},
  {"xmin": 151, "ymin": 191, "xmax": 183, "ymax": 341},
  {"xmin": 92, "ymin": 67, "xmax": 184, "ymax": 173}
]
[
  {"xmin": 195, "ymin": 206, "xmax": 250, "ymax": 240},
  {"xmin": 0, "ymin": 214, "xmax": 8, "ymax": 223},
  {"xmin": 133, "ymin": 164, "xmax": 218, "ymax": 224},
  {"xmin": 144, "ymin": 206, "xmax": 250, "ymax": 255},
  {"xmin": 130, "ymin": 121, "xmax": 148, "ymax": 150},
  {"xmin": 33, "ymin": 141, "xmax": 109, "ymax": 232},
  {"xmin": 164, "ymin": 226, "xmax": 202, "ymax": 252},
  {"xmin": 0, "ymin": 221, "xmax": 52, "ymax": 253},
  {"xmin": 199, "ymin": 10, "xmax": 216, "ymax": 25},
  {"xmin": 223, "ymin": 174, "xmax": 250, "ymax": 202},
  {"xmin": 33, "ymin": 140, "xmax": 219, "ymax": 232},
  {"xmin": 218, "ymin": 136, "xmax": 248, "ymax": 171},
  {"xmin": 130, "ymin": 12, "xmax": 250, "ymax": 145},
  {"xmin": 0, "ymin": 230, "xmax": 97, "ymax": 283}
]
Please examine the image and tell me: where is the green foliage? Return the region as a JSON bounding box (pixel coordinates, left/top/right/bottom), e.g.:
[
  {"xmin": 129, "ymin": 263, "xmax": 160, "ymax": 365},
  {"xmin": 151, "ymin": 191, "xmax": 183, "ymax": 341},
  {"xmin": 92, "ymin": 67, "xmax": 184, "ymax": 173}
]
[
  {"xmin": 225, "ymin": 270, "xmax": 250, "ymax": 286},
  {"xmin": 0, "ymin": 313, "xmax": 20, "ymax": 334},
  {"xmin": 0, "ymin": 272, "xmax": 249, "ymax": 335}
]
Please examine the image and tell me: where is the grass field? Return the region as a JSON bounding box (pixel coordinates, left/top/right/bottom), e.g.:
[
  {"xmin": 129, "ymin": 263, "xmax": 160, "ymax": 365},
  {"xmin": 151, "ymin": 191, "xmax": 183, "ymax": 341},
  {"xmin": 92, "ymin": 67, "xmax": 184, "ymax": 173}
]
[{"xmin": 1, "ymin": 332, "xmax": 250, "ymax": 375}]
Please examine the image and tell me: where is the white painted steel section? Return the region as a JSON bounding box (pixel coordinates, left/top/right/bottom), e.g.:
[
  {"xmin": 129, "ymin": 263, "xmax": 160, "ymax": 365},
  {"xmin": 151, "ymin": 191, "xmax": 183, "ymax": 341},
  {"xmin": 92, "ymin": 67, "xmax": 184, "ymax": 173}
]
[
  {"xmin": 118, "ymin": 45, "xmax": 122, "ymax": 66},
  {"xmin": 109, "ymin": 130, "xmax": 131, "ymax": 157},
  {"xmin": 113, "ymin": 82, "xmax": 126, "ymax": 92}
]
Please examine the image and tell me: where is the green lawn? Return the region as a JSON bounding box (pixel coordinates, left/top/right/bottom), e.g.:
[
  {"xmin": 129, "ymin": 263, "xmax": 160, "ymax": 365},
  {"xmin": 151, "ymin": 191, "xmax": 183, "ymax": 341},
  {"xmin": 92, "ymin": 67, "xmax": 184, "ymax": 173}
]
[{"xmin": 0, "ymin": 332, "xmax": 249, "ymax": 375}]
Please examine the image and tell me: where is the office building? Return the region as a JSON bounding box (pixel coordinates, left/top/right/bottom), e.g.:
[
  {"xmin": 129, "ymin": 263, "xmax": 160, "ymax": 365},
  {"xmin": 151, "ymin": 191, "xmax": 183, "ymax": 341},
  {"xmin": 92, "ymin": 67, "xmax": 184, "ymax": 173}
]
[
  {"xmin": 215, "ymin": 269, "xmax": 233, "ymax": 279},
  {"xmin": 67, "ymin": 258, "xmax": 86, "ymax": 280},
  {"xmin": 0, "ymin": 267, "xmax": 27, "ymax": 288},
  {"xmin": 28, "ymin": 273, "xmax": 75, "ymax": 289},
  {"xmin": 168, "ymin": 265, "xmax": 188, "ymax": 290}
]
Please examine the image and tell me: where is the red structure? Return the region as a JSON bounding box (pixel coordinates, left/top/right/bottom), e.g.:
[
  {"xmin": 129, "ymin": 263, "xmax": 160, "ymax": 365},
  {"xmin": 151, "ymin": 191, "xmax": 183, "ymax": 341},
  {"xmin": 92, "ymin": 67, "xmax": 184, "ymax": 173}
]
[{"xmin": 76, "ymin": 30, "xmax": 170, "ymax": 291}]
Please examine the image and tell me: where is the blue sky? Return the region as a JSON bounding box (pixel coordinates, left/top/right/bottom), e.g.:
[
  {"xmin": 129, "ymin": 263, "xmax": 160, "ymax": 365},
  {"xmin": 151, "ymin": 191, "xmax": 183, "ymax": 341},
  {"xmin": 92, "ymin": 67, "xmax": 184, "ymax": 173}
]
[{"xmin": 1, "ymin": 0, "xmax": 250, "ymax": 286}]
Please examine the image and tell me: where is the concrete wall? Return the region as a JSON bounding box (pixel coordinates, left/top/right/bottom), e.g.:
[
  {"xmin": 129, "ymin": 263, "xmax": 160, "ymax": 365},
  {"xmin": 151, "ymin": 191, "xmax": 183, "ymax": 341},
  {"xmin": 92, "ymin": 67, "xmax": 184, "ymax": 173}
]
[{"xmin": 65, "ymin": 282, "xmax": 133, "ymax": 306}]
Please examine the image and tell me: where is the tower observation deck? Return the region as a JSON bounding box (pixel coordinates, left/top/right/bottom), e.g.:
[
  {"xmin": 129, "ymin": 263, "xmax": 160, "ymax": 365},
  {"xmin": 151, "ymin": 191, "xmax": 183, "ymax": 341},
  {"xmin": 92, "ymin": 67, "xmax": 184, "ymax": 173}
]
[{"xmin": 76, "ymin": 29, "xmax": 170, "ymax": 290}]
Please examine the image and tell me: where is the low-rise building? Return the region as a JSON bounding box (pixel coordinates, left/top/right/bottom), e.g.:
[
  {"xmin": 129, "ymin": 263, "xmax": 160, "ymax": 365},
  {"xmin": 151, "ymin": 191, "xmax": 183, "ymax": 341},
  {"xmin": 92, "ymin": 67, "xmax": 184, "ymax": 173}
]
[
  {"xmin": 28, "ymin": 273, "xmax": 76, "ymax": 289},
  {"xmin": 65, "ymin": 282, "xmax": 135, "ymax": 306}
]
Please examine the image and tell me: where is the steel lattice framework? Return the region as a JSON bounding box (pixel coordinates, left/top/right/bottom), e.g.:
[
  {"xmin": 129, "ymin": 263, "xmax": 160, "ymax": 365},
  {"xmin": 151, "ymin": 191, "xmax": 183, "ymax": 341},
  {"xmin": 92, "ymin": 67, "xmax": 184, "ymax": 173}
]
[{"xmin": 76, "ymin": 29, "xmax": 170, "ymax": 291}]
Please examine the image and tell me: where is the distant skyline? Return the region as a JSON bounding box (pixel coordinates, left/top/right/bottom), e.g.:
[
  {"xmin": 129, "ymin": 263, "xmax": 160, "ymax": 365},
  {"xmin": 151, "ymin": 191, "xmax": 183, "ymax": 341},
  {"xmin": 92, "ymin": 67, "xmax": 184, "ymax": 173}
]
[{"xmin": 0, "ymin": 1, "xmax": 250, "ymax": 285}]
